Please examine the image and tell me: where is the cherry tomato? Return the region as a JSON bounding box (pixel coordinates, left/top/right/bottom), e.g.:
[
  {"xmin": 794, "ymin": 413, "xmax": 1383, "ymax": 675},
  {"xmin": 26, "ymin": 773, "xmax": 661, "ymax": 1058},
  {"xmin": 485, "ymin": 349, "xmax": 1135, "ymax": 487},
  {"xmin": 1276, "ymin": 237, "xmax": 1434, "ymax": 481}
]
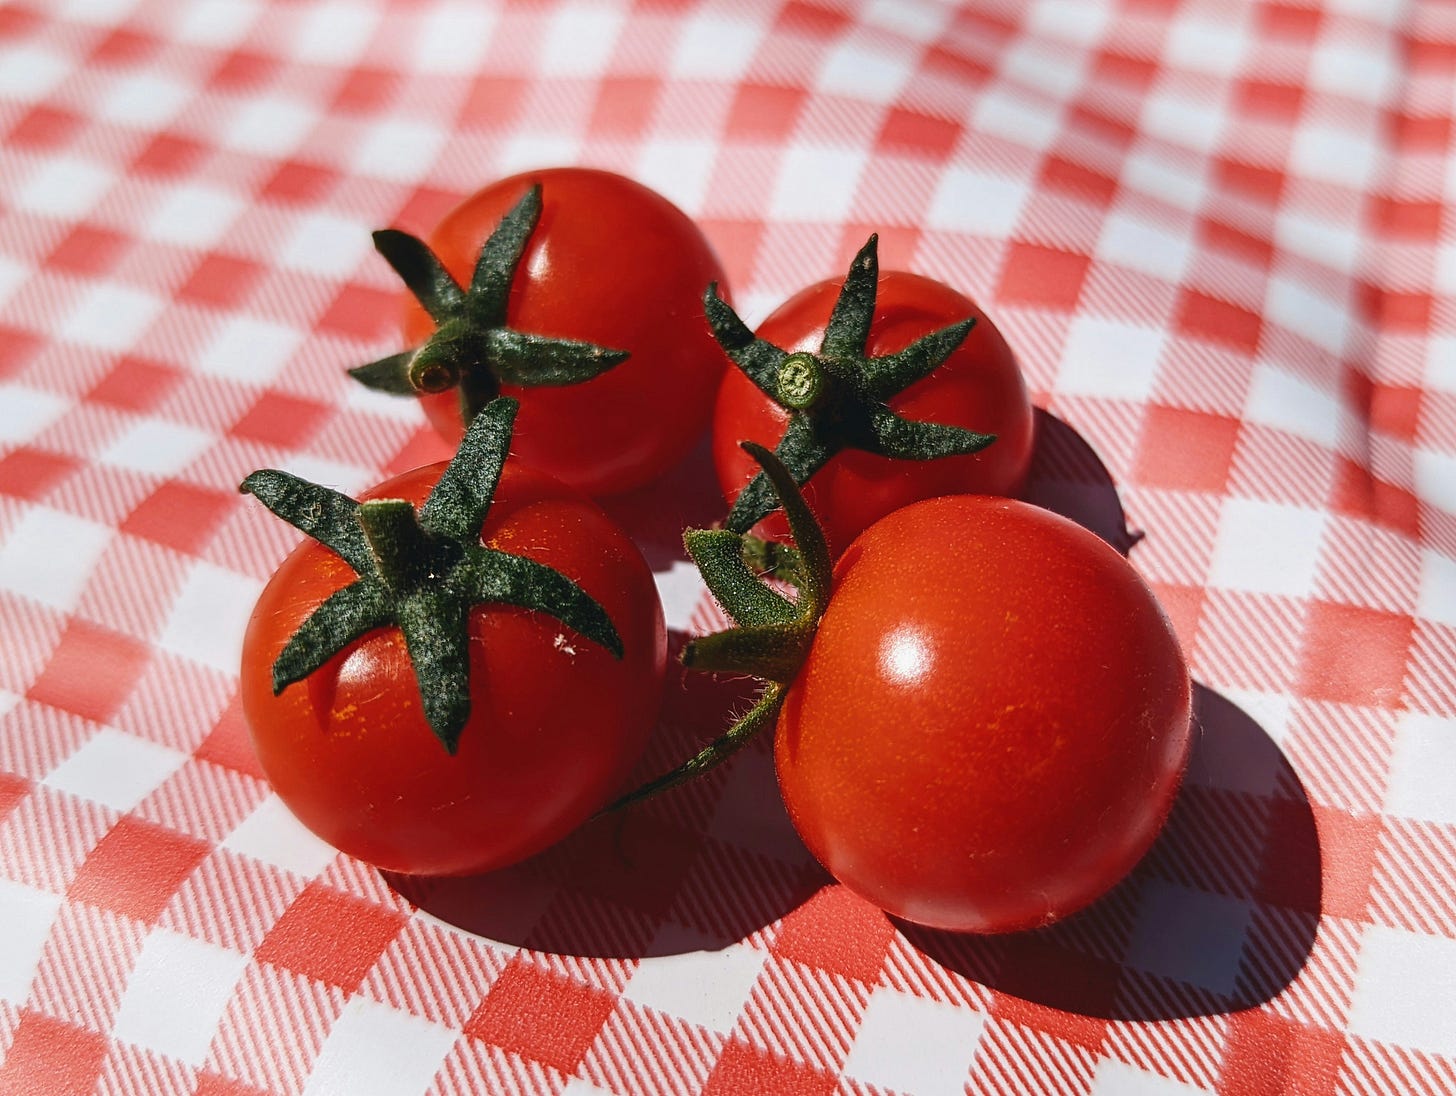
[
  {"xmin": 774, "ymin": 495, "xmax": 1191, "ymax": 932},
  {"xmin": 713, "ymin": 270, "xmax": 1034, "ymax": 555},
  {"xmin": 401, "ymin": 168, "xmax": 728, "ymax": 496},
  {"xmin": 240, "ymin": 454, "xmax": 666, "ymax": 877}
]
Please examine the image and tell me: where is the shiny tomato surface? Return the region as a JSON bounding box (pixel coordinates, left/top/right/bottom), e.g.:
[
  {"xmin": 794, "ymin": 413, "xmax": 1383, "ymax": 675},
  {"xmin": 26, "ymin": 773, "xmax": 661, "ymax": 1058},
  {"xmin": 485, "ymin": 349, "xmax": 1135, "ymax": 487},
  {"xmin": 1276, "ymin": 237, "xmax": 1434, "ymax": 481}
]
[
  {"xmin": 774, "ymin": 495, "xmax": 1191, "ymax": 932},
  {"xmin": 241, "ymin": 461, "xmax": 666, "ymax": 876},
  {"xmin": 714, "ymin": 271, "xmax": 1034, "ymax": 555},
  {"xmin": 407, "ymin": 168, "xmax": 728, "ymax": 495}
]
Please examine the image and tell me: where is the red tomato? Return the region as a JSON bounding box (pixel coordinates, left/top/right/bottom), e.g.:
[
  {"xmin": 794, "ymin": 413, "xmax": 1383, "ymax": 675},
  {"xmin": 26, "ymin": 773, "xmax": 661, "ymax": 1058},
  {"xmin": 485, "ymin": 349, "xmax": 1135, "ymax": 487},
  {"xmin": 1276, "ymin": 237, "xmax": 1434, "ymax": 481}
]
[
  {"xmin": 774, "ymin": 495, "xmax": 1191, "ymax": 933},
  {"xmin": 240, "ymin": 460, "xmax": 666, "ymax": 877},
  {"xmin": 404, "ymin": 168, "xmax": 728, "ymax": 496},
  {"xmin": 713, "ymin": 271, "xmax": 1034, "ymax": 555}
]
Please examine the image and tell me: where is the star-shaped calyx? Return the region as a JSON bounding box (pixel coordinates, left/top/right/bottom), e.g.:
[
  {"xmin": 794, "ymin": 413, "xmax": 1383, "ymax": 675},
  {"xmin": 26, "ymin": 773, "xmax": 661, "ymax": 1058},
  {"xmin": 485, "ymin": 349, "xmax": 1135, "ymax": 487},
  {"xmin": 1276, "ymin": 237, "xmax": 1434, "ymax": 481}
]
[
  {"xmin": 239, "ymin": 397, "xmax": 623, "ymax": 754},
  {"xmin": 349, "ymin": 184, "xmax": 629, "ymax": 425},
  {"xmin": 704, "ymin": 234, "xmax": 997, "ymax": 534}
]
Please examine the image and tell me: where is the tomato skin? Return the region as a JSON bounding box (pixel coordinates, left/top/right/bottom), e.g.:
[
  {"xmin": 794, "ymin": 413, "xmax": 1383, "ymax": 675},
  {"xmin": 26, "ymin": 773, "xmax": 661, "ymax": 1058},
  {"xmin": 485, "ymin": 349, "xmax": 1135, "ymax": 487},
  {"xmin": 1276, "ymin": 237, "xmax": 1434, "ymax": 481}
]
[
  {"xmin": 405, "ymin": 168, "xmax": 728, "ymax": 496},
  {"xmin": 240, "ymin": 461, "xmax": 666, "ymax": 877},
  {"xmin": 773, "ymin": 496, "xmax": 1191, "ymax": 933},
  {"xmin": 713, "ymin": 271, "xmax": 1034, "ymax": 555}
]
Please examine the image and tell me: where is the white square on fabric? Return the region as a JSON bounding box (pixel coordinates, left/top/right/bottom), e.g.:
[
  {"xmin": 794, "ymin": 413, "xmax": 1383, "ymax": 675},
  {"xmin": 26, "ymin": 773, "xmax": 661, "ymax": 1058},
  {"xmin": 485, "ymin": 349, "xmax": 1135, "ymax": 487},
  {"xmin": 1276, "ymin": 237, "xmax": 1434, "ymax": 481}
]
[
  {"xmin": 143, "ymin": 183, "xmax": 246, "ymax": 249},
  {"xmin": 1348, "ymin": 925, "xmax": 1456, "ymax": 1057},
  {"xmin": 841, "ymin": 988, "xmax": 985, "ymax": 1096},
  {"xmin": 817, "ymin": 41, "xmax": 910, "ymax": 105},
  {"xmin": 351, "ymin": 120, "xmax": 449, "ymax": 184},
  {"xmin": 44, "ymin": 728, "xmax": 187, "ymax": 813},
  {"xmin": 863, "ymin": 0, "xmax": 951, "ymax": 41},
  {"xmin": 0, "ymin": 879, "xmax": 63, "ymax": 1005},
  {"xmin": 111, "ymin": 929, "xmax": 249, "ymax": 1067},
  {"xmin": 1097, "ymin": 211, "xmax": 1194, "ymax": 282},
  {"xmin": 925, "ymin": 167, "xmax": 1029, "ymax": 236},
  {"xmin": 301, "ymin": 997, "xmax": 458, "ymax": 1096},
  {"xmin": 0, "ymin": 254, "xmax": 27, "ymax": 310},
  {"xmin": 1307, "ymin": 41, "xmax": 1398, "ymax": 104},
  {"xmin": 58, "ymin": 0, "xmax": 138, "ymax": 23},
  {"xmin": 1274, "ymin": 213, "xmax": 1364, "ymax": 277},
  {"xmin": 668, "ymin": 13, "xmax": 763, "ymax": 80},
  {"xmin": 1264, "ymin": 276, "xmax": 1353, "ymax": 357},
  {"xmin": 156, "ymin": 561, "xmax": 262, "ymax": 674},
  {"xmin": 0, "ymin": 506, "xmax": 112, "ymax": 612},
  {"xmin": 1121, "ymin": 149, "xmax": 1208, "ymax": 212},
  {"xmin": 15, "ymin": 155, "xmax": 115, "ymax": 218},
  {"xmin": 1414, "ymin": 449, "xmax": 1456, "ymax": 514},
  {"xmin": 1423, "ymin": 334, "xmax": 1456, "ymax": 393},
  {"xmin": 973, "ymin": 87, "xmax": 1062, "ymax": 152},
  {"xmin": 171, "ymin": 0, "xmax": 262, "ymax": 47},
  {"xmin": 278, "ymin": 212, "xmax": 373, "ymax": 277},
  {"xmin": 622, "ymin": 942, "xmax": 766, "ymax": 1033},
  {"xmin": 0, "ymin": 385, "xmax": 68, "ymax": 446},
  {"xmin": 0, "ymin": 45, "xmax": 70, "ymax": 101},
  {"xmin": 1164, "ymin": 18, "xmax": 1250, "ymax": 76},
  {"xmin": 1384, "ymin": 711, "xmax": 1456, "ymax": 825},
  {"xmin": 289, "ymin": 0, "xmax": 380, "ymax": 65},
  {"xmin": 769, "ymin": 147, "xmax": 865, "ymax": 222},
  {"xmin": 635, "ymin": 140, "xmax": 717, "ymax": 216},
  {"xmin": 223, "ymin": 793, "xmax": 338, "ymax": 879},
  {"xmin": 223, "ymin": 95, "xmax": 319, "ymax": 158},
  {"xmin": 1207, "ymin": 498, "xmax": 1328, "ymax": 597},
  {"xmin": 1125, "ymin": 879, "xmax": 1252, "ymax": 996},
  {"xmin": 1243, "ymin": 366, "xmax": 1343, "ymax": 450},
  {"xmin": 1289, "ymin": 124, "xmax": 1381, "ymax": 191},
  {"xmin": 651, "ymin": 560, "xmax": 706, "ymax": 635},
  {"xmin": 1057, "ymin": 316, "xmax": 1167, "ymax": 401},
  {"xmin": 1091, "ymin": 1059, "xmax": 1215, "ymax": 1096},
  {"xmin": 1418, "ymin": 549, "xmax": 1456, "ymax": 629},
  {"xmin": 100, "ymin": 418, "xmax": 213, "ymax": 477},
  {"xmin": 97, "ymin": 72, "xmax": 192, "ymax": 128},
  {"xmin": 58, "ymin": 283, "xmax": 164, "ymax": 352},
  {"xmin": 1141, "ymin": 93, "xmax": 1227, "ymax": 156},
  {"xmin": 539, "ymin": 1, "xmax": 625, "ymax": 78},
  {"xmin": 194, "ymin": 316, "xmax": 304, "ymax": 384},
  {"xmin": 1028, "ymin": 0, "xmax": 1111, "ymax": 46},
  {"xmin": 1002, "ymin": 40, "xmax": 1086, "ymax": 101},
  {"xmin": 412, "ymin": 4, "xmax": 496, "ymax": 74}
]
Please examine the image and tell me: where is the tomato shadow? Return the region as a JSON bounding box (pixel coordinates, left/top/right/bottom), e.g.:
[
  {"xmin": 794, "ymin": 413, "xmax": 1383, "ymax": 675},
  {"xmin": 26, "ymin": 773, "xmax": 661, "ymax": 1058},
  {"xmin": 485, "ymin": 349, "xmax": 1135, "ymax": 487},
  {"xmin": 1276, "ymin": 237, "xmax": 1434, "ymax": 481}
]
[
  {"xmin": 385, "ymin": 633, "xmax": 826, "ymax": 958},
  {"xmin": 1022, "ymin": 408, "xmax": 1142, "ymax": 556},
  {"xmin": 899, "ymin": 685, "xmax": 1322, "ymax": 1021},
  {"xmin": 594, "ymin": 435, "xmax": 726, "ymax": 573}
]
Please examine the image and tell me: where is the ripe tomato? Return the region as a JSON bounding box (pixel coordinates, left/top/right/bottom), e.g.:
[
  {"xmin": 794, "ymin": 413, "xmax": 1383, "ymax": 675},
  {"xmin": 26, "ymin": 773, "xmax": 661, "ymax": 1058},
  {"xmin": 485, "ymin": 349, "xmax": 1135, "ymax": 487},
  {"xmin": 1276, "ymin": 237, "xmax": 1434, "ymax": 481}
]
[
  {"xmin": 774, "ymin": 495, "xmax": 1191, "ymax": 933},
  {"xmin": 397, "ymin": 167, "xmax": 728, "ymax": 496},
  {"xmin": 713, "ymin": 268, "xmax": 1034, "ymax": 555},
  {"xmin": 240, "ymin": 415, "xmax": 666, "ymax": 877}
]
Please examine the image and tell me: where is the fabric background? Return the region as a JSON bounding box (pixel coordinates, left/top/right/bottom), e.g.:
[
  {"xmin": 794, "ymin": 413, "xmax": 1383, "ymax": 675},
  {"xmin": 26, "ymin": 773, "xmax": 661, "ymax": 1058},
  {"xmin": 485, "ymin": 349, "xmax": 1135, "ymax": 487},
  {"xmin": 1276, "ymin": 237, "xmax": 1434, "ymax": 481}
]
[{"xmin": 1, "ymin": 0, "xmax": 1454, "ymax": 1093}]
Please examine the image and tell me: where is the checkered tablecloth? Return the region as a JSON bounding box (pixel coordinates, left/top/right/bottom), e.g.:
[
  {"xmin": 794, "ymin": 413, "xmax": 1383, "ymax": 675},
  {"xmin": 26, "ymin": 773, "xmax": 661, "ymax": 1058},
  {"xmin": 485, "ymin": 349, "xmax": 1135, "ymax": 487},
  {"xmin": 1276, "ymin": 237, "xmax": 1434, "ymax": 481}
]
[{"xmin": 2, "ymin": 0, "xmax": 1454, "ymax": 1093}]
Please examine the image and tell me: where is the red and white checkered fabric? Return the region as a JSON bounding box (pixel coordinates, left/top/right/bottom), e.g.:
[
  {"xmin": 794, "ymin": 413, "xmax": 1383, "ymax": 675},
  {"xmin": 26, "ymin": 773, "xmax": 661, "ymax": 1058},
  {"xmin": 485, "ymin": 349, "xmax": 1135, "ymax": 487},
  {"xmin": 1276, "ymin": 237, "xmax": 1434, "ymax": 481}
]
[{"xmin": 2, "ymin": 0, "xmax": 1454, "ymax": 1092}]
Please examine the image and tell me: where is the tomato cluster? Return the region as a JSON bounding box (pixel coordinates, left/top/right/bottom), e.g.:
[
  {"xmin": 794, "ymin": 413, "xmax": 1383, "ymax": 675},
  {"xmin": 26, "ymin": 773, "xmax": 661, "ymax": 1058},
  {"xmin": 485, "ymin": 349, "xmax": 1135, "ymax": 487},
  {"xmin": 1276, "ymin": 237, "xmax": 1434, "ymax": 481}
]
[{"xmin": 239, "ymin": 167, "xmax": 1190, "ymax": 932}]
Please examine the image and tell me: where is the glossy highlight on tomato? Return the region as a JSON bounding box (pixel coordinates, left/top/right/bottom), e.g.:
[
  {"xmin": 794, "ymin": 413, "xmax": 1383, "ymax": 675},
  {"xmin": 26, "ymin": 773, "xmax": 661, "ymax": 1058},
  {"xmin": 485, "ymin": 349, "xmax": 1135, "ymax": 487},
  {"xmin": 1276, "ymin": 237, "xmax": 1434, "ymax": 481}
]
[
  {"xmin": 774, "ymin": 495, "xmax": 1192, "ymax": 933},
  {"xmin": 240, "ymin": 456, "xmax": 667, "ymax": 877},
  {"xmin": 404, "ymin": 167, "xmax": 729, "ymax": 496}
]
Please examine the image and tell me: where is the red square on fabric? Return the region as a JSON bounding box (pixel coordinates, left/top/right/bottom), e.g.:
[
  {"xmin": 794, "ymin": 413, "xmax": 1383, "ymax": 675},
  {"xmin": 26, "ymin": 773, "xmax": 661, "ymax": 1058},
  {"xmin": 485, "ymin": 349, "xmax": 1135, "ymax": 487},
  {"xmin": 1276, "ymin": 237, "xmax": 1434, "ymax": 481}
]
[
  {"xmin": 1392, "ymin": 112, "xmax": 1451, "ymax": 150},
  {"xmin": 771, "ymin": 885, "xmax": 896, "ymax": 982},
  {"xmin": 1041, "ymin": 155, "xmax": 1118, "ymax": 206},
  {"xmin": 1330, "ymin": 459, "xmax": 1420, "ymax": 538},
  {"xmin": 1201, "ymin": 217, "xmax": 1275, "ymax": 270},
  {"xmin": 254, "ymin": 884, "xmax": 407, "ymax": 991},
  {"xmin": 208, "ymin": 50, "xmax": 278, "ymax": 91},
  {"xmin": 459, "ymin": 75, "xmax": 528, "ymax": 132},
  {"xmin": 193, "ymin": 1073, "xmax": 273, "ymax": 1096},
  {"xmin": 132, "ymin": 133, "xmax": 206, "ymax": 178},
  {"xmin": 1134, "ymin": 406, "xmax": 1241, "ymax": 491},
  {"xmin": 0, "ymin": 1010, "xmax": 109, "ymax": 1096},
  {"xmin": 465, "ymin": 960, "xmax": 616, "ymax": 1073},
  {"xmin": 195, "ymin": 696, "xmax": 267, "ymax": 780},
  {"xmin": 27, "ymin": 619, "xmax": 150, "ymax": 724},
  {"xmin": 878, "ymin": 108, "xmax": 962, "ymax": 159},
  {"xmin": 88, "ymin": 356, "xmax": 181, "ymax": 413},
  {"xmin": 1091, "ymin": 51, "xmax": 1159, "ymax": 93},
  {"xmin": 772, "ymin": 0, "xmax": 850, "ymax": 37},
  {"xmin": 1150, "ymin": 582, "xmax": 1205, "ymax": 656},
  {"xmin": 590, "ymin": 77, "xmax": 661, "ymax": 137},
  {"xmin": 121, "ymin": 481, "xmax": 235, "ymax": 556},
  {"xmin": 1215, "ymin": 158, "xmax": 1285, "ymax": 205},
  {"xmin": 178, "ymin": 254, "xmax": 265, "ymax": 309},
  {"xmin": 997, "ymin": 243, "xmax": 1090, "ymax": 311},
  {"xmin": 1220, "ymin": 1009, "xmax": 1346, "ymax": 1096},
  {"xmin": 1369, "ymin": 384, "xmax": 1424, "ymax": 441},
  {"xmin": 1175, "ymin": 290, "xmax": 1264, "ymax": 353},
  {"xmin": 726, "ymin": 84, "xmax": 807, "ymax": 141},
  {"xmin": 1234, "ymin": 79, "xmax": 1305, "ymax": 123},
  {"xmin": 0, "ymin": 326, "xmax": 44, "ymax": 378},
  {"xmin": 701, "ymin": 1041, "xmax": 837, "ymax": 1096},
  {"xmin": 1372, "ymin": 197, "xmax": 1444, "ymax": 240},
  {"xmin": 1364, "ymin": 288, "xmax": 1434, "ymax": 334},
  {"xmin": 331, "ymin": 66, "xmax": 398, "ymax": 115},
  {"xmin": 0, "ymin": 771, "xmax": 30, "ymax": 824},
  {"xmin": 1298, "ymin": 602, "xmax": 1414, "ymax": 707},
  {"xmin": 317, "ymin": 283, "xmax": 399, "ymax": 339},
  {"xmin": 0, "ymin": 448, "xmax": 79, "ymax": 501},
  {"xmin": 48, "ymin": 225, "xmax": 129, "ymax": 278},
  {"xmin": 1255, "ymin": 3, "xmax": 1323, "ymax": 40},
  {"xmin": 261, "ymin": 161, "xmax": 340, "ymax": 206},
  {"xmin": 1255, "ymin": 798, "xmax": 1329, "ymax": 915},
  {"xmin": 67, "ymin": 817, "xmax": 210, "ymax": 923},
  {"xmin": 9, "ymin": 105, "xmax": 82, "ymax": 150},
  {"xmin": 991, "ymin": 939, "xmax": 1119, "ymax": 1045},
  {"xmin": 230, "ymin": 392, "xmax": 331, "ymax": 449}
]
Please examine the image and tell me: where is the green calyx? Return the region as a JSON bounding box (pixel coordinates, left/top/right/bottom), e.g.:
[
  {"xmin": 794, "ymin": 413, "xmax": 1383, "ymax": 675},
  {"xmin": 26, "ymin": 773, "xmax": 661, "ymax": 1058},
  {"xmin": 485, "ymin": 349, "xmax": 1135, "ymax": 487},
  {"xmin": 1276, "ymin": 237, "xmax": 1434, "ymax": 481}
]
[
  {"xmin": 704, "ymin": 233, "xmax": 998, "ymax": 534},
  {"xmin": 602, "ymin": 442, "xmax": 832, "ymax": 811},
  {"xmin": 240, "ymin": 397, "xmax": 623, "ymax": 754},
  {"xmin": 349, "ymin": 183, "xmax": 629, "ymax": 425}
]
